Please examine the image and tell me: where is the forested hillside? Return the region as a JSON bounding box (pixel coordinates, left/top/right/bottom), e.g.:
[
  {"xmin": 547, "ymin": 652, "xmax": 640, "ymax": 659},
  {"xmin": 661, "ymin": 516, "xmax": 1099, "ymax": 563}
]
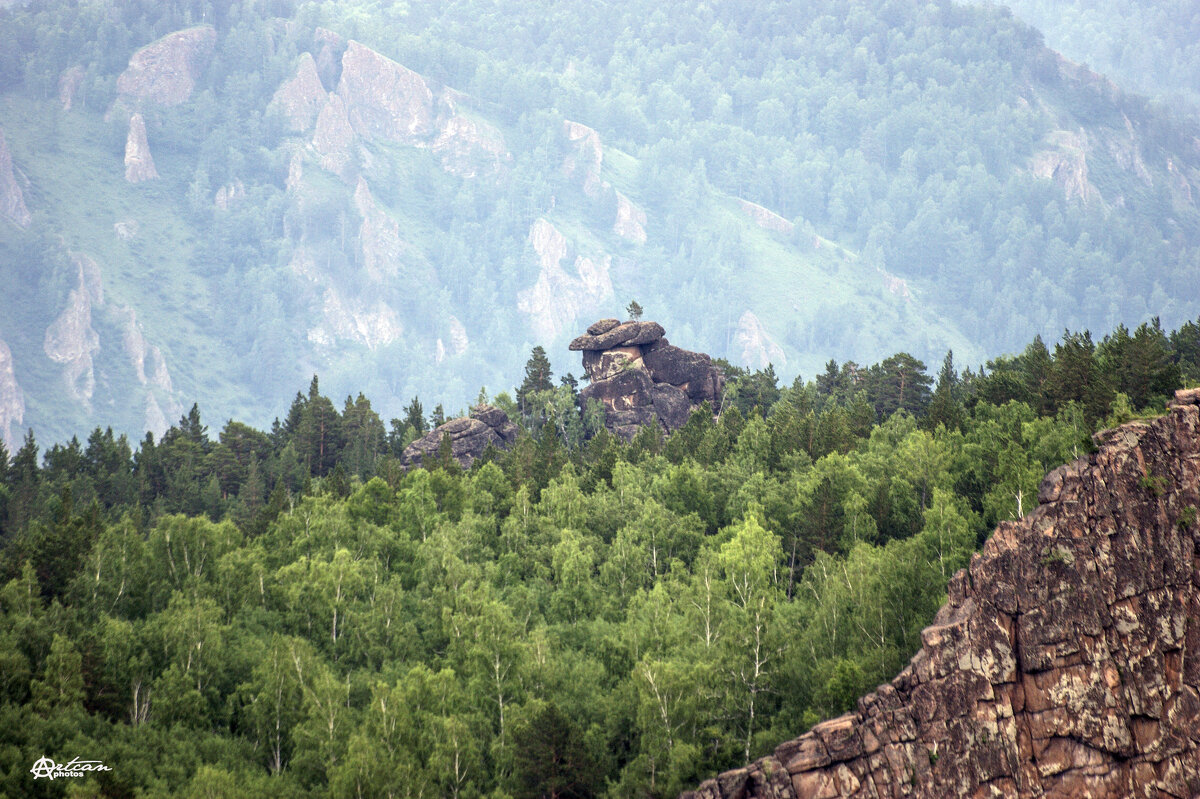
[
  {"xmin": 987, "ymin": 0, "xmax": 1200, "ymax": 118},
  {"xmin": 1, "ymin": 0, "xmax": 1199, "ymax": 449},
  {"xmin": 0, "ymin": 318, "xmax": 1196, "ymax": 797}
]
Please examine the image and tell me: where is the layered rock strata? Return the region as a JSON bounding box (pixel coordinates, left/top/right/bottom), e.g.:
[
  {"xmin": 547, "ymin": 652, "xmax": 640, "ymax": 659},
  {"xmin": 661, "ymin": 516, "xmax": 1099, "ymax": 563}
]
[
  {"xmin": 401, "ymin": 404, "xmax": 519, "ymax": 470},
  {"xmin": 572, "ymin": 319, "xmax": 723, "ymax": 441},
  {"xmin": 683, "ymin": 388, "xmax": 1200, "ymax": 799}
]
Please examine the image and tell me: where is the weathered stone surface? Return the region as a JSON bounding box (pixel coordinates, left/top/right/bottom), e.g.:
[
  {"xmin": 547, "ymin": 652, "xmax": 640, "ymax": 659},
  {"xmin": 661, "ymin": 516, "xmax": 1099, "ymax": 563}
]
[
  {"xmin": 116, "ymin": 26, "xmax": 216, "ymax": 108},
  {"xmin": 58, "ymin": 66, "xmax": 84, "ymax": 111},
  {"xmin": 613, "ymin": 190, "xmax": 647, "ymax": 243},
  {"xmin": 574, "ymin": 319, "xmax": 723, "ymax": 441},
  {"xmin": 0, "ymin": 129, "xmax": 31, "ymax": 228},
  {"xmin": 401, "ymin": 404, "xmax": 519, "ymax": 470},
  {"xmin": 681, "ymin": 389, "xmax": 1200, "ymax": 798},
  {"xmin": 432, "ymin": 111, "xmax": 511, "ymax": 179},
  {"xmin": 272, "ymin": 52, "xmax": 328, "ymax": 132},
  {"xmin": 124, "ymin": 113, "xmax": 158, "ymax": 183},
  {"xmin": 569, "ymin": 320, "xmax": 665, "ymax": 351},
  {"xmin": 337, "ymin": 40, "xmax": 433, "ymax": 143},
  {"xmin": 643, "ymin": 343, "xmax": 723, "ymax": 404},
  {"xmin": 734, "ymin": 311, "xmax": 786, "ymax": 370},
  {"xmin": 517, "ymin": 219, "xmax": 613, "ymax": 342},
  {"xmin": 312, "ymin": 93, "xmax": 355, "ymax": 176}
]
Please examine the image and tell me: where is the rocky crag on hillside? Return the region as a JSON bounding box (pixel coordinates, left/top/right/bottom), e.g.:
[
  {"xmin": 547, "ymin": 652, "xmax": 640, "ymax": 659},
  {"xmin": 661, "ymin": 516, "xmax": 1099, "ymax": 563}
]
[
  {"xmin": 572, "ymin": 319, "xmax": 723, "ymax": 441},
  {"xmin": 683, "ymin": 388, "xmax": 1200, "ymax": 799},
  {"xmin": 400, "ymin": 404, "xmax": 519, "ymax": 470}
]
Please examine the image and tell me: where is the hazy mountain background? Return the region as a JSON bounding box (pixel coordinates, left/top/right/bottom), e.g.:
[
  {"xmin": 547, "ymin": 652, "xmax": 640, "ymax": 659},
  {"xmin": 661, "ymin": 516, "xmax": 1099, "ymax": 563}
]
[{"xmin": 1, "ymin": 0, "xmax": 1198, "ymax": 448}]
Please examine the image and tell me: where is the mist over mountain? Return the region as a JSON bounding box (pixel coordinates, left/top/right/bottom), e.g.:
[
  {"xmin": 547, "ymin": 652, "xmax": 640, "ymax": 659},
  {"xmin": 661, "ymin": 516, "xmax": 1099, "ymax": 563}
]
[{"xmin": 0, "ymin": 0, "xmax": 1197, "ymax": 451}]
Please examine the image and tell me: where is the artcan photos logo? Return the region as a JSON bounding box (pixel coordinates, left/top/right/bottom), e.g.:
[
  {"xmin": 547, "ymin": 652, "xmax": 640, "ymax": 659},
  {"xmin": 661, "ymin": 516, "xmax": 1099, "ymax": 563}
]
[{"xmin": 29, "ymin": 755, "xmax": 112, "ymax": 780}]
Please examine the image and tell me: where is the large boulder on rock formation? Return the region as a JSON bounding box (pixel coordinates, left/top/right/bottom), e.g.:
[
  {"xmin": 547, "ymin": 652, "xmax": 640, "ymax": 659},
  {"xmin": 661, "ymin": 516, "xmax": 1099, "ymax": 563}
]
[
  {"xmin": 574, "ymin": 318, "xmax": 723, "ymax": 441},
  {"xmin": 681, "ymin": 388, "xmax": 1200, "ymax": 799},
  {"xmin": 401, "ymin": 404, "xmax": 519, "ymax": 470}
]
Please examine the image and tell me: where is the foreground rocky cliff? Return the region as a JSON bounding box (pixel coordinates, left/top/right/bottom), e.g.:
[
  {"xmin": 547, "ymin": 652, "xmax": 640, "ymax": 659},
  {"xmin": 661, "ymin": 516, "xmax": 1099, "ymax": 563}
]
[{"xmin": 684, "ymin": 388, "xmax": 1200, "ymax": 799}]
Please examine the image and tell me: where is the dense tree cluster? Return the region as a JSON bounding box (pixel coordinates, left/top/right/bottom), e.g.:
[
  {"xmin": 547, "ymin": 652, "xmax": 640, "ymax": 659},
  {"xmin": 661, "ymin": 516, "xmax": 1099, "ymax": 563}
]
[{"xmin": 0, "ymin": 320, "xmax": 1194, "ymax": 797}]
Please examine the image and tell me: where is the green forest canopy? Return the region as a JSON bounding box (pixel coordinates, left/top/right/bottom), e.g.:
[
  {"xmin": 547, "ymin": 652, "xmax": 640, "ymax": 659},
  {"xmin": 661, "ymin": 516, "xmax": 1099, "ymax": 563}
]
[{"xmin": 0, "ymin": 318, "xmax": 1196, "ymax": 797}]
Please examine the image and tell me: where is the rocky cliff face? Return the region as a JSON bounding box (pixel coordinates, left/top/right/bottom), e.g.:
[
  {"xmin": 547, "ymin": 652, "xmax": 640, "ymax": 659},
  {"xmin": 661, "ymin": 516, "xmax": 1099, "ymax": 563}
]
[
  {"xmin": 337, "ymin": 40, "xmax": 434, "ymax": 144},
  {"xmin": 683, "ymin": 388, "xmax": 1200, "ymax": 799},
  {"xmin": 43, "ymin": 259, "xmax": 102, "ymax": 407},
  {"xmin": 401, "ymin": 404, "xmax": 519, "ymax": 470},
  {"xmin": 115, "ymin": 26, "xmax": 216, "ymax": 109},
  {"xmin": 0, "ymin": 129, "xmax": 31, "ymax": 228},
  {"xmin": 272, "ymin": 52, "xmax": 328, "ymax": 133},
  {"xmin": 124, "ymin": 113, "xmax": 158, "ymax": 183},
  {"xmin": 517, "ymin": 218, "xmax": 613, "ymax": 342},
  {"xmin": 0, "ymin": 339, "xmax": 25, "ymax": 451},
  {"xmin": 572, "ymin": 318, "xmax": 723, "ymax": 441},
  {"xmin": 734, "ymin": 311, "xmax": 786, "ymax": 370}
]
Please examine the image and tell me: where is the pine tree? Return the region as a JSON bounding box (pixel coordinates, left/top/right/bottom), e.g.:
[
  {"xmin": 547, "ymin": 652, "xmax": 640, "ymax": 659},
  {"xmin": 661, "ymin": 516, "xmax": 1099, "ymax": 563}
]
[
  {"xmin": 517, "ymin": 346, "xmax": 554, "ymax": 415},
  {"xmin": 626, "ymin": 299, "xmax": 644, "ymax": 320}
]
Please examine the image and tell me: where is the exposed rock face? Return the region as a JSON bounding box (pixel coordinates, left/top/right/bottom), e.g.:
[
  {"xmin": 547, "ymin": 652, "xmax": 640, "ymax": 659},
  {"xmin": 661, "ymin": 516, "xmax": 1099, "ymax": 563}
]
[
  {"xmin": 58, "ymin": 66, "xmax": 84, "ymax": 111},
  {"xmin": 272, "ymin": 52, "xmax": 328, "ymax": 132},
  {"xmin": 43, "ymin": 259, "xmax": 102, "ymax": 406},
  {"xmin": 337, "ymin": 40, "xmax": 433, "ymax": 143},
  {"xmin": 124, "ymin": 113, "xmax": 158, "ymax": 183},
  {"xmin": 214, "ymin": 179, "xmax": 245, "ymax": 210},
  {"xmin": 573, "ymin": 319, "xmax": 723, "ymax": 440},
  {"xmin": 682, "ymin": 388, "xmax": 1200, "ymax": 799},
  {"xmin": 613, "ymin": 191, "xmax": 647, "ymax": 244},
  {"xmin": 563, "ymin": 120, "xmax": 603, "ymax": 196},
  {"xmin": 308, "ymin": 288, "xmax": 402, "ymax": 351},
  {"xmin": 116, "ymin": 26, "xmax": 216, "ymax": 108},
  {"xmin": 312, "ymin": 93, "xmax": 355, "ymax": 176},
  {"xmin": 0, "ymin": 129, "xmax": 31, "ymax": 228},
  {"xmin": 0, "ymin": 339, "xmax": 25, "ymax": 451},
  {"xmin": 518, "ymin": 218, "xmax": 613, "ymax": 342},
  {"xmin": 1031, "ymin": 130, "xmax": 1101, "ymax": 207},
  {"xmin": 433, "ymin": 111, "xmax": 511, "ymax": 179},
  {"xmin": 354, "ymin": 177, "xmax": 406, "ymax": 282},
  {"xmin": 401, "ymin": 404, "xmax": 520, "ymax": 470},
  {"xmin": 734, "ymin": 311, "xmax": 786, "ymax": 370},
  {"xmin": 738, "ymin": 198, "xmax": 794, "ymax": 235}
]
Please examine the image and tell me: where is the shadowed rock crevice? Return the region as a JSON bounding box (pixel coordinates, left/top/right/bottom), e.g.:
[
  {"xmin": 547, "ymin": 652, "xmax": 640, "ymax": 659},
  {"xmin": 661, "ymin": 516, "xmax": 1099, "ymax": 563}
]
[
  {"xmin": 572, "ymin": 318, "xmax": 724, "ymax": 441},
  {"xmin": 683, "ymin": 388, "xmax": 1200, "ymax": 799}
]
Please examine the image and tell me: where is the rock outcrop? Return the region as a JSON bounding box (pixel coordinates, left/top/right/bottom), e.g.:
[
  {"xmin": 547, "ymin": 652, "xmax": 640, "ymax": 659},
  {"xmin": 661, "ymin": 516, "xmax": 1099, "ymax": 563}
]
[
  {"xmin": 124, "ymin": 113, "xmax": 158, "ymax": 183},
  {"xmin": 0, "ymin": 339, "xmax": 25, "ymax": 452},
  {"xmin": 58, "ymin": 66, "xmax": 84, "ymax": 111},
  {"xmin": 432, "ymin": 110, "xmax": 511, "ymax": 179},
  {"xmin": 738, "ymin": 198, "xmax": 795, "ymax": 235},
  {"xmin": 43, "ymin": 258, "xmax": 102, "ymax": 406},
  {"xmin": 734, "ymin": 311, "xmax": 786, "ymax": 370},
  {"xmin": 272, "ymin": 52, "xmax": 328, "ymax": 133},
  {"xmin": 116, "ymin": 26, "xmax": 216, "ymax": 108},
  {"xmin": 683, "ymin": 388, "xmax": 1200, "ymax": 799},
  {"xmin": 1031, "ymin": 130, "xmax": 1101, "ymax": 207},
  {"xmin": 572, "ymin": 319, "xmax": 723, "ymax": 441},
  {"xmin": 563, "ymin": 120, "xmax": 604, "ymax": 196},
  {"xmin": 0, "ymin": 129, "xmax": 31, "ymax": 228},
  {"xmin": 401, "ymin": 404, "xmax": 519, "ymax": 470},
  {"xmin": 312, "ymin": 92, "xmax": 355, "ymax": 176},
  {"xmin": 517, "ymin": 219, "xmax": 613, "ymax": 342},
  {"xmin": 337, "ymin": 40, "xmax": 433, "ymax": 144},
  {"xmin": 613, "ymin": 191, "xmax": 647, "ymax": 244}
]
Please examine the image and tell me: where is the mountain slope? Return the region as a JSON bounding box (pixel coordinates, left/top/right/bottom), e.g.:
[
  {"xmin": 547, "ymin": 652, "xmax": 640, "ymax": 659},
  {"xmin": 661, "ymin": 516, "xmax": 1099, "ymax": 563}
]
[{"xmin": 0, "ymin": 0, "xmax": 1198, "ymax": 447}]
